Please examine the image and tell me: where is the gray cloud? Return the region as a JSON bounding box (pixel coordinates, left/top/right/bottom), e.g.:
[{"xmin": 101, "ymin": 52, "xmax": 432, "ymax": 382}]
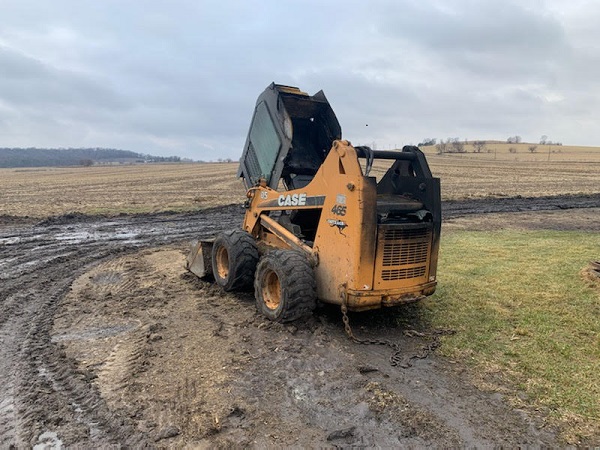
[
  {"xmin": 0, "ymin": 46, "xmax": 128, "ymax": 111},
  {"xmin": 0, "ymin": 0, "xmax": 599, "ymax": 160}
]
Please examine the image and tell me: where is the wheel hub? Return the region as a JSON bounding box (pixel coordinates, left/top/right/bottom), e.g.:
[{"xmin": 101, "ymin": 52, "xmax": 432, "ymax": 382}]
[
  {"xmin": 215, "ymin": 246, "xmax": 229, "ymax": 280},
  {"xmin": 262, "ymin": 269, "xmax": 281, "ymax": 310}
]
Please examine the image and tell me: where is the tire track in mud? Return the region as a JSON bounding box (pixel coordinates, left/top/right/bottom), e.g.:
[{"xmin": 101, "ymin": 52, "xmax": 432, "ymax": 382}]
[
  {"xmin": 0, "ymin": 195, "xmax": 598, "ymax": 446},
  {"xmin": 0, "ymin": 245, "xmax": 137, "ymax": 447},
  {"xmin": 0, "ymin": 205, "xmax": 241, "ymax": 446},
  {"xmin": 442, "ymin": 193, "xmax": 600, "ymax": 218}
]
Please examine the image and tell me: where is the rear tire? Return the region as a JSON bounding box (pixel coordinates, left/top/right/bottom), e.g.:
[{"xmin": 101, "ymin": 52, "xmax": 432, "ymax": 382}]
[
  {"xmin": 254, "ymin": 250, "xmax": 316, "ymax": 322},
  {"xmin": 211, "ymin": 230, "xmax": 259, "ymax": 291}
]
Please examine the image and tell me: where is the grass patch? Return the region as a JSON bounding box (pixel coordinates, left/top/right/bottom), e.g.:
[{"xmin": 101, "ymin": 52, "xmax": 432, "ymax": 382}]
[{"xmin": 422, "ymin": 230, "xmax": 600, "ymax": 443}]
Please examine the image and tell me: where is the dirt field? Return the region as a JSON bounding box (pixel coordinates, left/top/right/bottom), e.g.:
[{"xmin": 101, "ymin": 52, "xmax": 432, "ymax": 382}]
[
  {"xmin": 1, "ymin": 195, "xmax": 599, "ymax": 447},
  {"xmin": 0, "ymin": 163, "xmax": 244, "ymax": 218},
  {"xmin": 1, "ymin": 151, "xmax": 599, "ymax": 217}
]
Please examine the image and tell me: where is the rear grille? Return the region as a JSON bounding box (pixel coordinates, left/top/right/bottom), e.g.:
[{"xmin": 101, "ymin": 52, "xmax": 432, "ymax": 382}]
[
  {"xmin": 383, "ymin": 227, "xmax": 430, "ymax": 241},
  {"xmin": 382, "ymin": 266, "xmax": 426, "ymax": 280},
  {"xmin": 376, "ymin": 224, "xmax": 432, "ymax": 286},
  {"xmin": 382, "ymin": 240, "xmax": 429, "ymax": 266}
]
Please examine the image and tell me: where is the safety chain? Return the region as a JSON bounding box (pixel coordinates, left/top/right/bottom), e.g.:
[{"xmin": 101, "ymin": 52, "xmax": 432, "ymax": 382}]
[
  {"xmin": 340, "ymin": 298, "xmax": 454, "ymax": 368},
  {"xmin": 340, "ymin": 300, "xmax": 406, "ymax": 366}
]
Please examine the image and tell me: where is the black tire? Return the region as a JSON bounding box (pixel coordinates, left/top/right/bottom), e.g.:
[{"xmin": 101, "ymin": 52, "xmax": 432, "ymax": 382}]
[
  {"xmin": 211, "ymin": 230, "xmax": 259, "ymax": 291},
  {"xmin": 254, "ymin": 250, "xmax": 316, "ymax": 322}
]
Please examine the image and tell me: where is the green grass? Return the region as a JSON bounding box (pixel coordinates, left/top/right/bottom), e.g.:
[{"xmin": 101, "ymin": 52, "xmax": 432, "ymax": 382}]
[{"xmin": 421, "ymin": 230, "xmax": 600, "ymax": 443}]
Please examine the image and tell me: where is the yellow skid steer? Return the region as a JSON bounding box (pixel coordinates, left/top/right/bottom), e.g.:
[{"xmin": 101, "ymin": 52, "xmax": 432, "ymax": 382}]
[{"xmin": 187, "ymin": 83, "xmax": 440, "ymax": 322}]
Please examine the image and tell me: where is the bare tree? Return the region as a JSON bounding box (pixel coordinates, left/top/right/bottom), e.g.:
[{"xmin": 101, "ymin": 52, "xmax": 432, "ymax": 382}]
[
  {"xmin": 436, "ymin": 139, "xmax": 448, "ymax": 154},
  {"xmin": 449, "ymin": 137, "xmax": 465, "ymax": 153},
  {"xmin": 539, "ymin": 135, "xmax": 548, "ymax": 144},
  {"xmin": 473, "ymin": 140, "xmax": 487, "ymax": 153},
  {"xmin": 528, "ymin": 145, "xmax": 538, "ymax": 153},
  {"xmin": 419, "ymin": 138, "xmax": 437, "ymax": 146},
  {"xmin": 507, "ymin": 135, "xmax": 522, "ymax": 144}
]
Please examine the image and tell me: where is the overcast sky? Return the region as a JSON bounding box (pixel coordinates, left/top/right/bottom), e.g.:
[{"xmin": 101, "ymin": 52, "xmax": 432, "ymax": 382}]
[{"xmin": 1, "ymin": 0, "xmax": 599, "ymax": 160}]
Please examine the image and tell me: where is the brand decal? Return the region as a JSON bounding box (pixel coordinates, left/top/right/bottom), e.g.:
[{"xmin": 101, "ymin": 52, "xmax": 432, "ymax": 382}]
[
  {"xmin": 278, "ymin": 193, "xmax": 307, "ymax": 207},
  {"xmin": 260, "ymin": 191, "xmax": 268, "ymax": 200},
  {"xmin": 327, "ymin": 219, "xmax": 348, "ymax": 230},
  {"xmin": 258, "ymin": 194, "xmax": 325, "ymax": 208}
]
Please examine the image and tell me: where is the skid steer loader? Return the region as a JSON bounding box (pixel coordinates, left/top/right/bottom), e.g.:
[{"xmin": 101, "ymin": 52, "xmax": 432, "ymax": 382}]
[{"xmin": 186, "ymin": 83, "xmax": 441, "ymax": 322}]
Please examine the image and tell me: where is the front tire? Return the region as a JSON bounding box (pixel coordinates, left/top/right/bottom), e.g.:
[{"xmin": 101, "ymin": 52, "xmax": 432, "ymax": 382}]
[
  {"xmin": 254, "ymin": 250, "xmax": 316, "ymax": 322},
  {"xmin": 211, "ymin": 230, "xmax": 258, "ymax": 291}
]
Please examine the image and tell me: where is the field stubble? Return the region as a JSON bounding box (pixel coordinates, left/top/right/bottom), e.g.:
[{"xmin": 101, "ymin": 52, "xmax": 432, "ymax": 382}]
[
  {"xmin": 0, "ymin": 163, "xmax": 243, "ymax": 218},
  {"xmin": 1, "ymin": 149, "xmax": 599, "ymax": 218}
]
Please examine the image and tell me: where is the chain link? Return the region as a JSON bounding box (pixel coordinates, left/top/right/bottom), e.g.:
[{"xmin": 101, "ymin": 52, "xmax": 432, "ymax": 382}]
[
  {"xmin": 340, "ymin": 296, "xmax": 405, "ymax": 366},
  {"xmin": 340, "ymin": 294, "xmax": 453, "ymax": 368}
]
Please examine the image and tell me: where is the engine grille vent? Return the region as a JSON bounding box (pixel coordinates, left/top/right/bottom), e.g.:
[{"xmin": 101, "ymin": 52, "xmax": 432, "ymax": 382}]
[
  {"xmin": 382, "ymin": 266, "xmax": 427, "ymax": 281},
  {"xmin": 375, "ymin": 224, "xmax": 432, "ymax": 286},
  {"xmin": 383, "ymin": 227, "xmax": 430, "ymax": 241},
  {"xmin": 382, "ymin": 240, "xmax": 429, "ymax": 267}
]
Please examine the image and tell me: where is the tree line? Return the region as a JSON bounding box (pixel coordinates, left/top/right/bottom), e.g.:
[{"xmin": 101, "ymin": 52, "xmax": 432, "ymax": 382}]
[
  {"xmin": 417, "ymin": 136, "xmax": 563, "ymax": 155},
  {"xmin": 0, "ymin": 147, "xmax": 184, "ymax": 168}
]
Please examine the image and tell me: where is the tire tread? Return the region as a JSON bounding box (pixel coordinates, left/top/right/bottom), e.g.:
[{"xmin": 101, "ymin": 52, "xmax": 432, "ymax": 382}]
[
  {"xmin": 254, "ymin": 250, "xmax": 316, "ymax": 322},
  {"xmin": 212, "ymin": 230, "xmax": 258, "ymax": 291}
]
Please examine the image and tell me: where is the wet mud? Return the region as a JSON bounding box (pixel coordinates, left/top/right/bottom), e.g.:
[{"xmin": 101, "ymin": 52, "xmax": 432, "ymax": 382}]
[{"xmin": 1, "ymin": 194, "xmax": 598, "ymax": 447}]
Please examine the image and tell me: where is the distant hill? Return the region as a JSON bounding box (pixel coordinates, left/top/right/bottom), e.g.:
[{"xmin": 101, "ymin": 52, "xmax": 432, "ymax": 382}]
[{"xmin": 0, "ymin": 147, "xmax": 183, "ymax": 168}]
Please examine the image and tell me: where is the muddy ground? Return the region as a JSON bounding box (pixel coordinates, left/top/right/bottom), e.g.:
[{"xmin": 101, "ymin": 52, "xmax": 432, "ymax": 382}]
[{"xmin": 1, "ymin": 194, "xmax": 599, "ymax": 447}]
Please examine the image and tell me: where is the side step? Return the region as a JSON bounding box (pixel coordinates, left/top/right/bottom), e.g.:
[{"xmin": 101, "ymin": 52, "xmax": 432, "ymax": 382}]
[{"xmin": 185, "ymin": 239, "xmax": 214, "ymax": 279}]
